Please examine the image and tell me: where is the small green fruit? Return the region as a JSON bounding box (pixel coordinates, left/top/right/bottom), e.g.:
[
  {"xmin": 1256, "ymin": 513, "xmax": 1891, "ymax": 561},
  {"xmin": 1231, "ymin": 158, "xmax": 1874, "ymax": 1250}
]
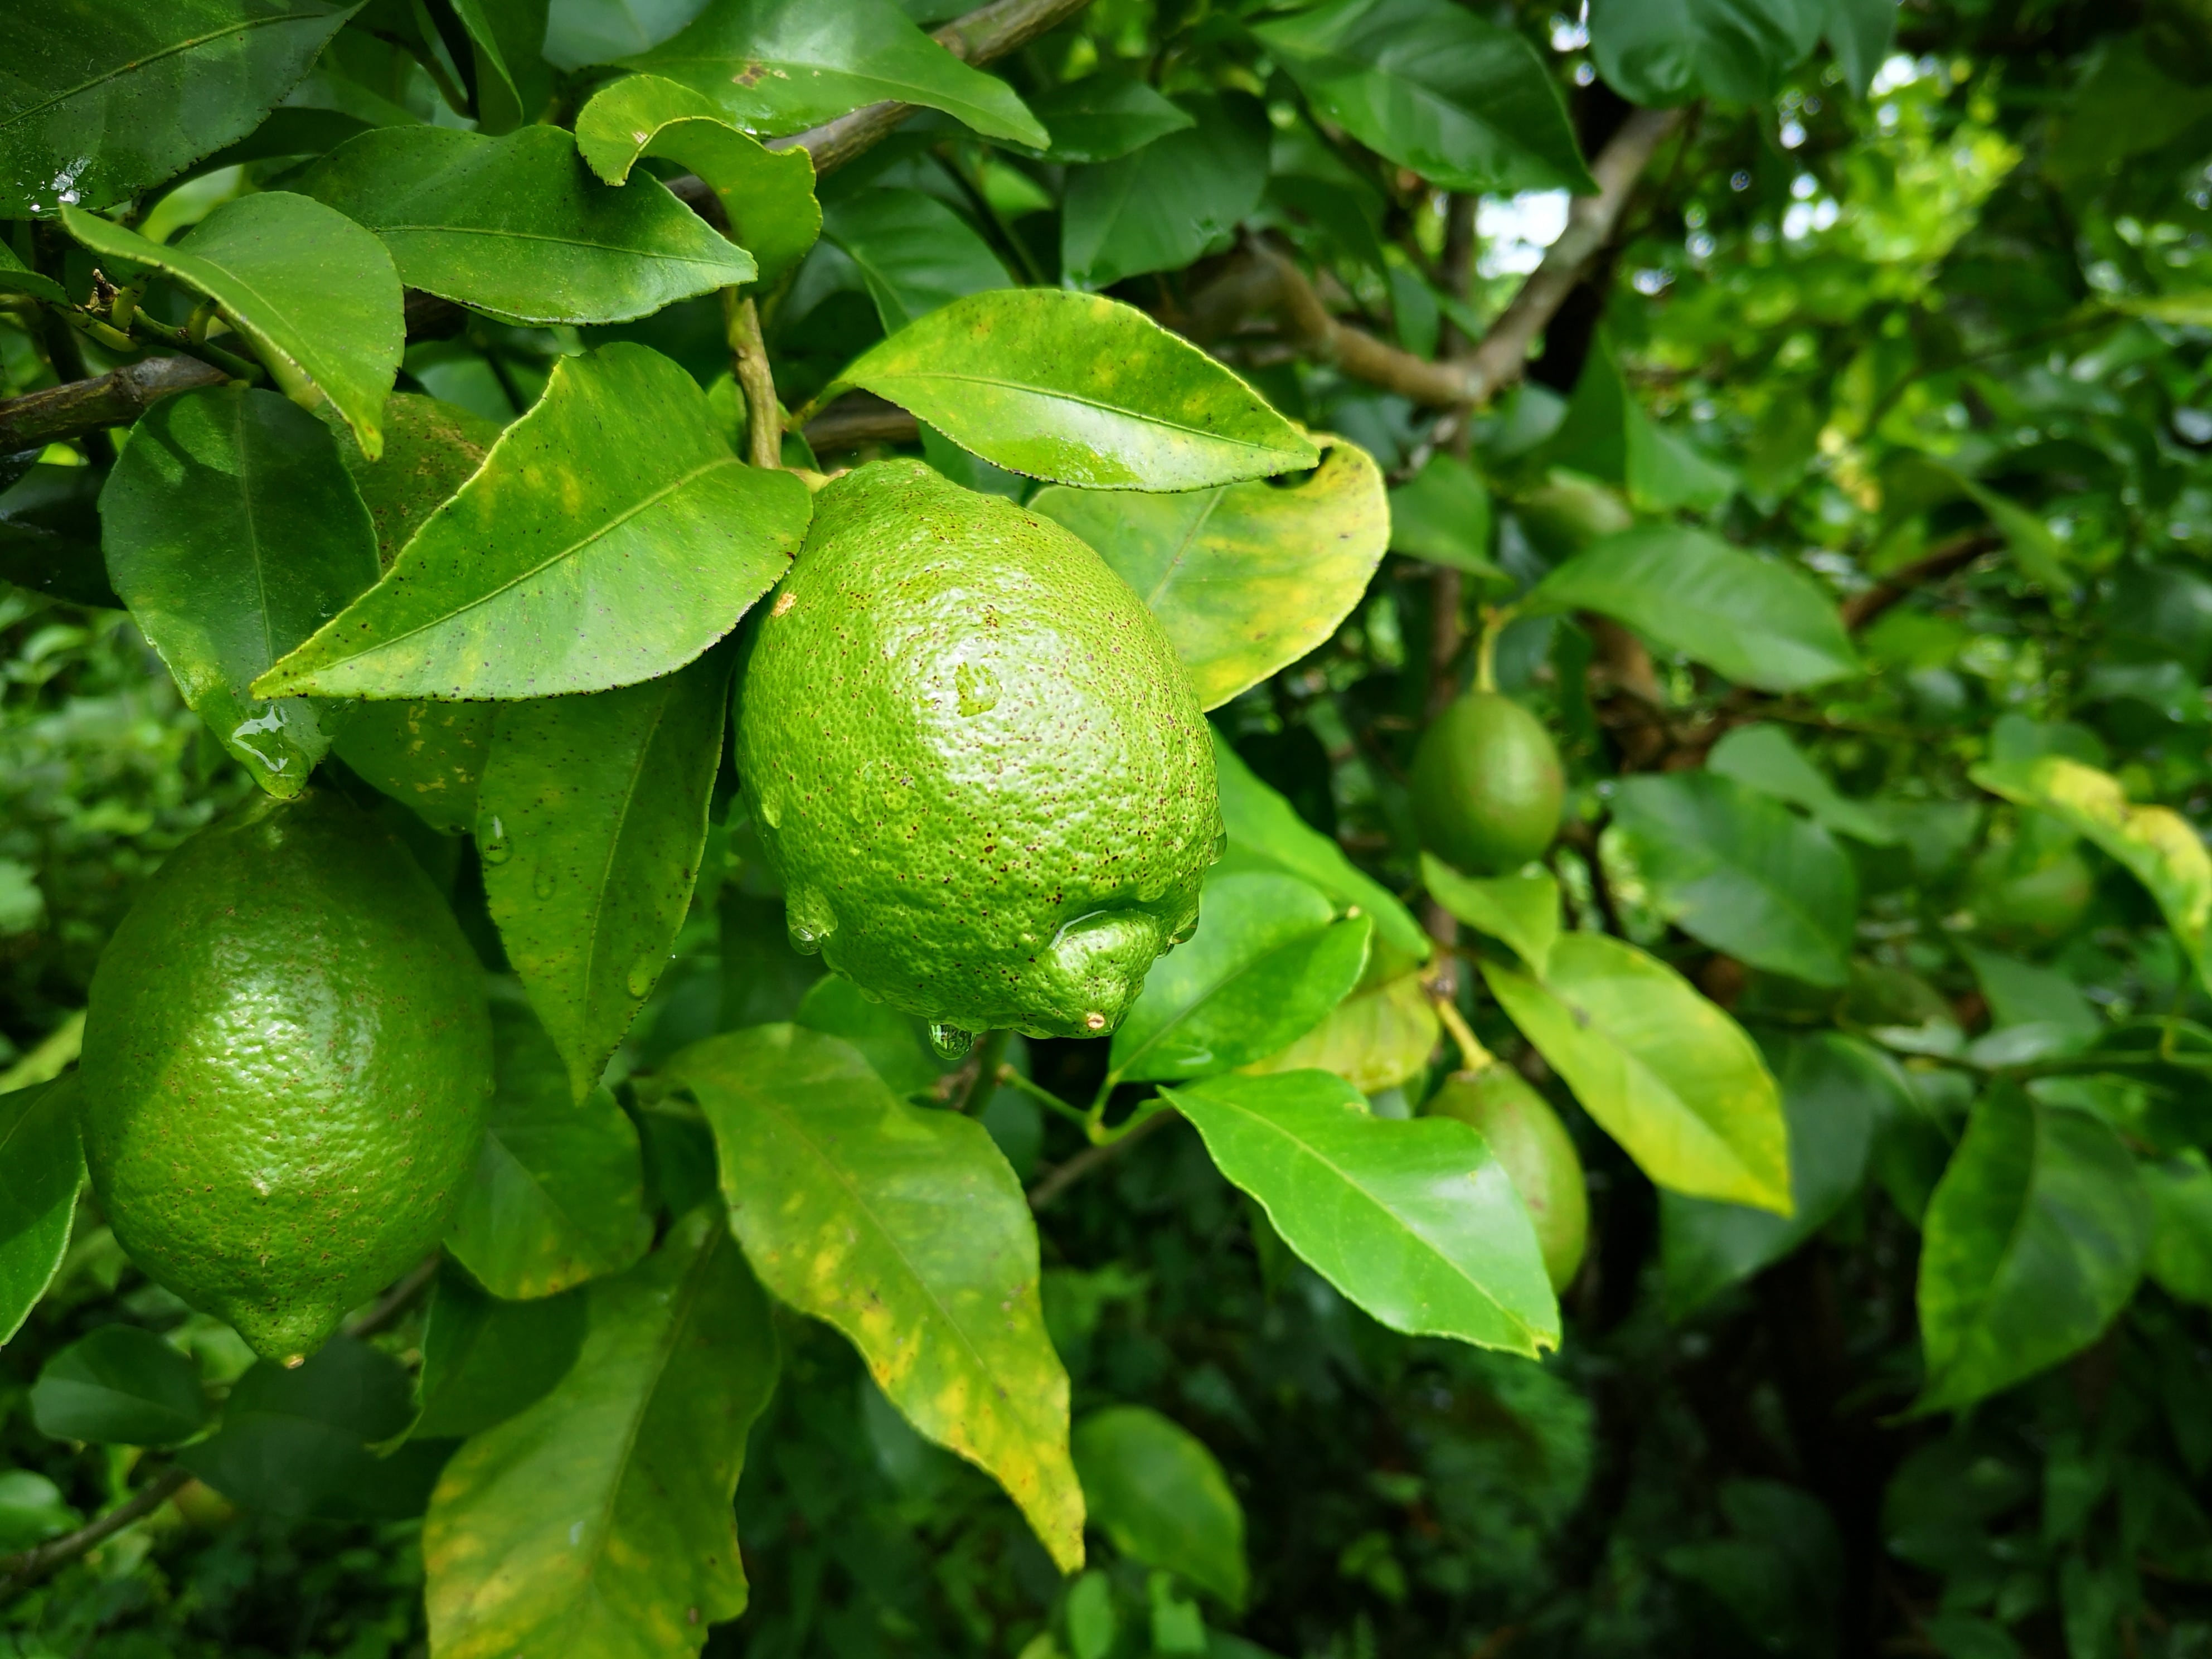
[
  {"xmin": 80, "ymin": 790, "xmax": 493, "ymax": 1365},
  {"xmin": 734, "ymin": 458, "xmax": 1221, "ymax": 1040},
  {"xmin": 1410, "ymin": 691, "xmax": 1564, "ymax": 874},
  {"xmin": 1511, "ymin": 472, "xmax": 1633, "ymax": 561},
  {"xmin": 1427, "ymin": 1065, "xmax": 1588, "ymax": 1291}
]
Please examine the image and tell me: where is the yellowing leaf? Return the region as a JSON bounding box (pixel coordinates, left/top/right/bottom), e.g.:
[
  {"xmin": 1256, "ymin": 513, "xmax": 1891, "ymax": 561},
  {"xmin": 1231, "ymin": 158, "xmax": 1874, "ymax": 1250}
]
[{"xmin": 1240, "ymin": 965, "xmax": 1439, "ymax": 1093}]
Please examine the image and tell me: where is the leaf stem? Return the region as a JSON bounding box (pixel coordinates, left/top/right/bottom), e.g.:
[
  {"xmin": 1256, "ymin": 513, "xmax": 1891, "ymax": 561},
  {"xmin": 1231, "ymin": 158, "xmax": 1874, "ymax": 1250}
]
[
  {"xmin": 1473, "ymin": 603, "xmax": 1514, "ymax": 695},
  {"xmin": 994, "ymin": 1063, "xmax": 1091, "ymax": 1128},
  {"xmin": 1429, "ymin": 984, "xmax": 1496, "ymax": 1074},
  {"xmin": 724, "ymin": 292, "xmax": 783, "ymax": 469}
]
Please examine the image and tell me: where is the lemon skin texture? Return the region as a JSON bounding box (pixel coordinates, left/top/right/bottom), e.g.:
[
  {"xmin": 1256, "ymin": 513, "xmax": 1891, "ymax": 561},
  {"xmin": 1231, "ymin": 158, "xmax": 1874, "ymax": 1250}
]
[
  {"xmin": 1427, "ymin": 1066, "xmax": 1589, "ymax": 1291},
  {"xmin": 80, "ymin": 789, "xmax": 493, "ymax": 1365},
  {"xmin": 734, "ymin": 458, "xmax": 1221, "ymax": 1040},
  {"xmin": 1411, "ymin": 691, "xmax": 1565, "ymax": 875}
]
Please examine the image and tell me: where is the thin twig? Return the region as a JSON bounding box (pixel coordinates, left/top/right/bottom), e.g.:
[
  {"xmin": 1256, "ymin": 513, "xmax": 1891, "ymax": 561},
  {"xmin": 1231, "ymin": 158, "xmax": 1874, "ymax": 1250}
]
[
  {"xmin": 342, "ymin": 1251, "xmax": 442, "ymax": 1341},
  {"xmin": 1839, "ymin": 529, "xmax": 2005, "ymax": 630},
  {"xmin": 725, "ymin": 294, "xmax": 783, "ymax": 468},
  {"xmin": 0, "ymin": 1466, "xmax": 191, "ymax": 1597},
  {"xmin": 1027, "ymin": 1107, "xmax": 1177, "ymax": 1211}
]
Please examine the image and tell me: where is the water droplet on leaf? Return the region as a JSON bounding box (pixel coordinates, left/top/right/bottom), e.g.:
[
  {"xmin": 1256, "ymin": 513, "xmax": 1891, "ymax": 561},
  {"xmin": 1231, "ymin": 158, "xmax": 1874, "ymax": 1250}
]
[
  {"xmin": 626, "ymin": 954, "xmax": 662, "ymax": 1000},
  {"xmin": 929, "ymin": 1022, "xmax": 977, "ymax": 1059},
  {"xmin": 479, "ymin": 816, "xmax": 512, "ymax": 866}
]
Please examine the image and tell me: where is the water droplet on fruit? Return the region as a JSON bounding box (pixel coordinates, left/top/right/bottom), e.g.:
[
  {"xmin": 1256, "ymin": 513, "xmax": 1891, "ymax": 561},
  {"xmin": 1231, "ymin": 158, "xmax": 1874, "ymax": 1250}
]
[
  {"xmin": 955, "ymin": 661, "xmax": 1000, "ymax": 717},
  {"xmin": 785, "ymin": 886, "xmax": 836, "ymax": 955},
  {"xmin": 479, "ymin": 816, "xmax": 512, "ymax": 865},
  {"xmin": 626, "ymin": 954, "xmax": 662, "ymax": 999},
  {"xmin": 788, "ymin": 924, "xmax": 821, "ymax": 954},
  {"xmin": 929, "ymin": 1022, "xmax": 977, "ymax": 1059},
  {"xmin": 533, "ymin": 864, "xmax": 557, "ymax": 900},
  {"xmin": 1208, "ymin": 828, "xmax": 1228, "ymax": 864}
]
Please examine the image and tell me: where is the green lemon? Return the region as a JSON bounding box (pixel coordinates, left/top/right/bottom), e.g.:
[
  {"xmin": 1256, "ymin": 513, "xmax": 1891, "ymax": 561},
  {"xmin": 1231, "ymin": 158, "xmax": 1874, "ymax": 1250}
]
[
  {"xmin": 1425, "ymin": 1065, "xmax": 1588, "ymax": 1291},
  {"xmin": 733, "ymin": 458, "xmax": 1220, "ymax": 1044},
  {"xmin": 80, "ymin": 789, "xmax": 493, "ymax": 1365},
  {"xmin": 1410, "ymin": 691, "xmax": 1564, "ymax": 874}
]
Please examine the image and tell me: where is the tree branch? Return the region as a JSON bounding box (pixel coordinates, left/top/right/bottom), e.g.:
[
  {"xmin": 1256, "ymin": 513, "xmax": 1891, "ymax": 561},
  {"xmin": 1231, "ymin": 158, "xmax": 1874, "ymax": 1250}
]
[
  {"xmin": 0, "ymin": 1466, "xmax": 191, "ymax": 1598},
  {"xmin": 1839, "ymin": 528, "xmax": 2004, "ymax": 630},
  {"xmin": 0, "ymin": 354, "xmax": 227, "ymax": 455},
  {"xmin": 806, "ymin": 396, "xmax": 920, "ymax": 453},
  {"xmin": 1027, "ymin": 1107, "xmax": 1176, "ymax": 1211},
  {"xmin": 1190, "ymin": 107, "xmax": 1686, "ymax": 410}
]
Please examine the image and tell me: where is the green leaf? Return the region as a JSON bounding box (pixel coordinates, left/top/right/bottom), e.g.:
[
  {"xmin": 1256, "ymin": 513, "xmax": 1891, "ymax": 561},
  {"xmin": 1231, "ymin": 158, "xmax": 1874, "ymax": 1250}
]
[
  {"xmin": 97, "ymin": 385, "xmax": 381, "ymax": 797},
  {"xmin": 1609, "ymin": 773, "xmax": 1859, "ymax": 987},
  {"xmin": 1481, "ymin": 933, "xmax": 1791, "ymax": 1212},
  {"xmin": 424, "ymin": 1209, "xmax": 778, "ymax": 1657},
  {"xmin": 2145, "ymin": 1151, "xmax": 2212, "ymax": 1308},
  {"xmin": 62, "ymin": 195, "xmax": 402, "ymax": 457},
  {"xmin": 825, "ymin": 288, "xmax": 1318, "ymax": 491},
  {"xmin": 1524, "ymin": 526, "xmax": 1860, "ymax": 693},
  {"xmin": 1073, "ymin": 1406, "xmax": 1248, "ymax": 1611},
  {"xmin": 300, "ymin": 124, "xmax": 754, "ymax": 327},
  {"xmin": 1253, "ymin": 0, "xmax": 1594, "ymax": 193},
  {"xmin": 621, "ymin": 0, "xmax": 1048, "ymax": 147},
  {"xmin": 1111, "ymin": 872, "xmax": 1371, "ymax": 1084},
  {"xmin": 182, "ymin": 1337, "xmax": 437, "ymax": 1520},
  {"xmin": 544, "ymin": 0, "xmax": 702, "ymax": 67},
  {"xmin": 1236, "ymin": 964, "xmax": 1439, "ymax": 1095},
  {"xmin": 1028, "ymin": 74, "xmax": 1195, "ymax": 163},
  {"xmin": 795, "ymin": 975, "xmax": 945, "ymax": 1098},
  {"xmin": 1211, "ymin": 730, "xmax": 1429, "ymax": 962},
  {"xmin": 413, "ymin": 1262, "xmax": 586, "ymax": 1441},
  {"xmin": 1163, "ymin": 1070, "xmax": 1560, "ymax": 1355},
  {"xmin": 337, "ymin": 391, "xmax": 503, "ymax": 571},
  {"xmin": 0, "ymin": 464, "xmax": 113, "ymax": 608},
  {"xmin": 30, "ymin": 1324, "xmax": 204, "ymax": 1446},
  {"xmin": 1970, "ymin": 755, "xmax": 2212, "ymax": 993},
  {"xmin": 445, "ymin": 986, "xmax": 652, "ymax": 1299},
  {"xmin": 0, "ymin": 242, "xmax": 66, "ymax": 305},
  {"xmin": 1587, "ymin": 0, "xmax": 1827, "ymax": 105},
  {"xmin": 1032, "ymin": 439, "xmax": 1388, "ymax": 711},
  {"xmin": 1660, "ymin": 1034, "xmax": 1897, "ymax": 1318},
  {"xmin": 0, "ymin": 1, "xmax": 353, "ymax": 217},
  {"xmin": 0, "ymin": 1076, "xmax": 81, "ymax": 1346},
  {"xmin": 1061, "ymin": 93, "xmax": 1269, "ymax": 290},
  {"xmin": 667, "ymin": 1024, "xmax": 1085, "ymax": 1573},
  {"xmin": 573, "ymin": 72, "xmax": 820, "ymax": 283},
  {"xmin": 1914, "ymin": 1084, "xmax": 2149, "ymax": 1413},
  {"xmin": 1823, "ymin": 0, "xmax": 1896, "ymax": 96},
  {"xmin": 479, "ymin": 652, "xmax": 729, "ymax": 1096},
  {"xmin": 1420, "ymin": 856, "xmax": 1559, "ymax": 973},
  {"xmin": 255, "ymin": 343, "xmax": 812, "ymax": 701},
  {"xmin": 823, "ymin": 189, "xmax": 1010, "ymax": 331},
  {"xmin": 337, "ymin": 702, "xmax": 495, "ymax": 836},
  {"xmin": 1527, "ymin": 335, "xmax": 1735, "ymax": 514},
  {"xmin": 1388, "ymin": 453, "xmax": 1507, "ymax": 584},
  {"xmin": 1706, "ymin": 723, "xmax": 1899, "ymax": 846}
]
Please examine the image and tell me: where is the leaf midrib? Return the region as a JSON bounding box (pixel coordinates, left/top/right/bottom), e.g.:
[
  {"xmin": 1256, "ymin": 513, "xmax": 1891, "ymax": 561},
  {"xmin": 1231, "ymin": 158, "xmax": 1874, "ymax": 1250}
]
[
  {"xmin": 1, "ymin": 13, "xmax": 324, "ymax": 135},
  {"xmin": 372, "ymin": 221, "xmax": 747, "ymax": 268},
  {"xmin": 858, "ymin": 369, "xmax": 1303, "ymax": 458}
]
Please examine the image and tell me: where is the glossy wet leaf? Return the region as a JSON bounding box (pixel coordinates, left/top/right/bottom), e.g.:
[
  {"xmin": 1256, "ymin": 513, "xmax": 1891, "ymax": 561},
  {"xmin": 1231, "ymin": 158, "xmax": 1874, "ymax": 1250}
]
[
  {"xmin": 1524, "ymin": 525, "xmax": 1859, "ymax": 693},
  {"xmin": 824, "ymin": 188, "xmax": 1010, "ymax": 331},
  {"xmin": 1238, "ymin": 964, "xmax": 1439, "ymax": 1094},
  {"xmin": 1254, "ymin": 0, "xmax": 1593, "ymax": 193},
  {"xmin": 621, "ymin": 0, "xmax": 1047, "ymax": 146},
  {"xmin": 1029, "ymin": 74, "xmax": 1195, "ymax": 162},
  {"xmin": 1915, "ymin": 1084, "xmax": 2149, "ymax": 1413},
  {"xmin": 338, "ymin": 703, "xmax": 494, "ymax": 836},
  {"xmin": 2145, "ymin": 1151, "xmax": 2212, "ymax": 1308},
  {"xmin": 479, "ymin": 652, "xmax": 729, "ymax": 1098},
  {"xmin": 301, "ymin": 124, "xmax": 754, "ymax": 327},
  {"xmin": 1482, "ymin": 933, "xmax": 1791, "ymax": 1212},
  {"xmin": 826, "ymin": 288, "xmax": 1318, "ymax": 491},
  {"xmin": 1111, "ymin": 872, "xmax": 1371, "ymax": 1083},
  {"xmin": 1661, "ymin": 1034, "xmax": 1899, "ymax": 1318},
  {"xmin": 1388, "ymin": 452, "xmax": 1507, "ymax": 584},
  {"xmin": 667, "ymin": 1024, "xmax": 1085, "ymax": 1573},
  {"xmin": 0, "ymin": 1077, "xmax": 80, "ymax": 1347},
  {"xmin": 1707, "ymin": 723, "xmax": 1899, "ymax": 845},
  {"xmin": 425, "ymin": 1210, "xmax": 778, "ymax": 1658},
  {"xmin": 182, "ymin": 1337, "xmax": 439, "ymax": 1520},
  {"xmin": 1061, "ymin": 93, "xmax": 1269, "ymax": 290},
  {"xmin": 1420, "ymin": 857, "xmax": 1560, "ymax": 973},
  {"xmin": 1211, "ymin": 730, "xmax": 1429, "ymax": 962},
  {"xmin": 1610, "ymin": 773, "xmax": 1858, "ymax": 987},
  {"xmin": 1073, "ymin": 1406, "xmax": 1248, "ymax": 1610},
  {"xmin": 1586, "ymin": 0, "xmax": 1826, "ymax": 105},
  {"xmin": 1972, "ymin": 755, "xmax": 2212, "ymax": 992},
  {"xmin": 444, "ymin": 987, "xmax": 651, "ymax": 1300},
  {"xmin": 1165, "ymin": 1070, "xmax": 1559, "ymax": 1355},
  {"xmin": 62, "ymin": 195, "xmax": 402, "ymax": 457},
  {"xmin": 413, "ymin": 1263, "xmax": 588, "ymax": 1442},
  {"xmin": 0, "ymin": 0, "xmax": 353, "ymax": 217},
  {"xmin": 337, "ymin": 392, "xmax": 502, "ymax": 570},
  {"xmin": 30, "ymin": 1324, "xmax": 203, "ymax": 1445},
  {"xmin": 574, "ymin": 72, "xmax": 819, "ymax": 282},
  {"xmin": 1032, "ymin": 437, "xmax": 1389, "ymax": 710},
  {"xmin": 256, "ymin": 344, "xmax": 812, "ymax": 701},
  {"xmin": 98, "ymin": 386, "xmax": 380, "ymax": 797}
]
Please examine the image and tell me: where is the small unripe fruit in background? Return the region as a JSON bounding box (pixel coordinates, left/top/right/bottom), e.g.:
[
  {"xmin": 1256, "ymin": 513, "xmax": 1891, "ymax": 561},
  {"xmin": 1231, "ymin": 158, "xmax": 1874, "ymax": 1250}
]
[
  {"xmin": 1426, "ymin": 1065, "xmax": 1589, "ymax": 1292},
  {"xmin": 1410, "ymin": 691, "xmax": 1564, "ymax": 874}
]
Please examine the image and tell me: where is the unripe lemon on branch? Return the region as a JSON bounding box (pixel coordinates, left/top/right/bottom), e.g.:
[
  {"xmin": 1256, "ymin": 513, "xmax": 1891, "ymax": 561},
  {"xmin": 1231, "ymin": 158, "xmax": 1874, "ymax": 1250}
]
[
  {"xmin": 734, "ymin": 459, "xmax": 1220, "ymax": 1047},
  {"xmin": 1411, "ymin": 691, "xmax": 1565, "ymax": 875}
]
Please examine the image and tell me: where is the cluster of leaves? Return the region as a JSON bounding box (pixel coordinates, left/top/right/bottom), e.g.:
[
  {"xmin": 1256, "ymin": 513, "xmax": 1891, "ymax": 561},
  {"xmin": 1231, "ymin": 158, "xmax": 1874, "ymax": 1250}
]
[{"xmin": 2, "ymin": 0, "xmax": 2211, "ymax": 1655}]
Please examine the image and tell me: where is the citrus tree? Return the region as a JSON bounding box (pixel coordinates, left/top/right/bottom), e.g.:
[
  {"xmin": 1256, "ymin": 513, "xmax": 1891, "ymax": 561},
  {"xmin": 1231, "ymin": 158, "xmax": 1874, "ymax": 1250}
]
[{"xmin": 3, "ymin": 0, "xmax": 2212, "ymax": 1655}]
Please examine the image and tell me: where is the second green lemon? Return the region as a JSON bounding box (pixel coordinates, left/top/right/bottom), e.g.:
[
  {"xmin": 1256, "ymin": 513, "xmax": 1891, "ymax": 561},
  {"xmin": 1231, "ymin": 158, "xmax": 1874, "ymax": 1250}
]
[
  {"xmin": 733, "ymin": 459, "xmax": 1221, "ymax": 1042},
  {"xmin": 1411, "ymin": 691, "xmax": 1565, "ymax": 874}
]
